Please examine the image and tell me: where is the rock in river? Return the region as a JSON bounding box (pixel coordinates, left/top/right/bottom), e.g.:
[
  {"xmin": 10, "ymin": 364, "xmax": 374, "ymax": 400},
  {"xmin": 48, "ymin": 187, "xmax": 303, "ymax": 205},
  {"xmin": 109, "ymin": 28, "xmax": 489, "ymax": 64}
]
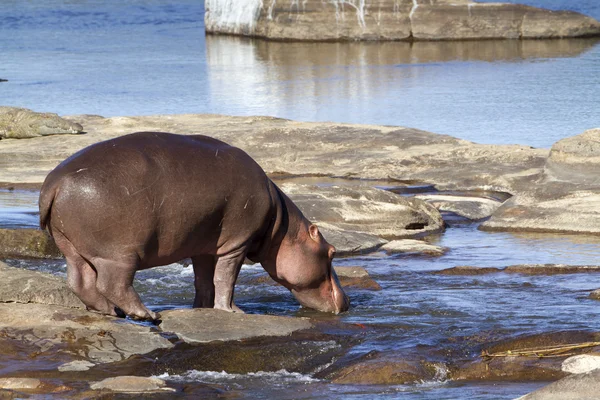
[
  {"xmin": 159, "ymin": 308, "xmax": 313, "ymax": 344},
  {"xmin": 0, "ymin": 228, "xmax": 62, "ymax": 259},
  {"xmin": 518, "ymin": 369, "xmax": 600, "ymax": 400},
  {"xmin": 282, "ymin": 183, "xmax": 444, "ymax": 239},
  {"xmin": 0, "ymin": 261, "xmax": 82, "ymax": 308},
  {"xmin": 90, "ymin": 376, "xmax": 174, "ymax": 393},
  {"xmin": 204, "ymin": 0, "xmax": 600, "ymax": 41}
]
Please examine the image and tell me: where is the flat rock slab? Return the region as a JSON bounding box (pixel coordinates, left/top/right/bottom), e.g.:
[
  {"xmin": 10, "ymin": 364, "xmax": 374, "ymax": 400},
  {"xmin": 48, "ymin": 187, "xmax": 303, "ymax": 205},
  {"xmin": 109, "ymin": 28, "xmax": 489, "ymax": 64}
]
[
  {"xmin": 0, "ymin": 261, "xmax": 83, "ymax": 308},
  {"xmin": 436, "ymin": 264, "xmax": 600, "ymax": 276},
  {"xmin": 90, "ymin": 376, "xmax": 174, "ymax": 393},
  {"xmin": 282, "ymin": 183, "xmax": 444, "ymax": 239},
  {"xmin": 414, "ymin": 194, "xmax": 502, "ymax": 220},
  {"xmin": 380, "ymin": 239, "xmax": 446, "ymax": 256},
  {"xmin": 159, "ymin": 309, "xmax": 313, "ymax": 343},
  {"xmin": 518, "ymin": 369, "xmax": 600, "ymax": 400},
  {"xmin": 0, "ymin": 377, "xmax": 42, "ymax": 390},
  {"xmin": 0, "ymin": 302, "xmax": 173, "ymax": 364}
]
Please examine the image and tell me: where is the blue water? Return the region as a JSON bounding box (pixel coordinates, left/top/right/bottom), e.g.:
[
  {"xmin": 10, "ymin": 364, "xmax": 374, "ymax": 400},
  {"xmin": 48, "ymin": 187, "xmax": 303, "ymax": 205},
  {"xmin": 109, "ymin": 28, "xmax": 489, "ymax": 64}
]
[{"xmin": 1, "ymin": 0, "xmax": 599, "ymax": 147}]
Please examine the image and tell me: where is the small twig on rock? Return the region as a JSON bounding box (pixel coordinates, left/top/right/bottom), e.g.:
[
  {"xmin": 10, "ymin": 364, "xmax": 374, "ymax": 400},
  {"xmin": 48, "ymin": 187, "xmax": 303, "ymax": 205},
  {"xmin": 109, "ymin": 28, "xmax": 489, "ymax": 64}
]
[{"xmin": 481, "ymin": 342, "xmax": 600, "ymax": 359}]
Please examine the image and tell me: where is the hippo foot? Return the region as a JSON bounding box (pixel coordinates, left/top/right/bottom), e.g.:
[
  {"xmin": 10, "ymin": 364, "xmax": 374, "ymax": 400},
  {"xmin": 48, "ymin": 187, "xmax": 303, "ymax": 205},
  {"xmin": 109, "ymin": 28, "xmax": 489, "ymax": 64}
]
[
  {"xmin": 129, "ymin": 310, "xmax": 160, "ymax": 323},
  {"xmin": 214, "ymin": 303, "xmax": 245, "ymax": 313}
]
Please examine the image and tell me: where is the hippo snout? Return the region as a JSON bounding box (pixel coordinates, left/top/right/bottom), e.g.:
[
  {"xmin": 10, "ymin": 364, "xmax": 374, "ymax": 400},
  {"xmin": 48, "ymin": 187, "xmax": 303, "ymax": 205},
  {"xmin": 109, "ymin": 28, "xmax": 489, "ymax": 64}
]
[{"xmin": 331, "ymin": 269, "xmax": 350, "ymax": 314}]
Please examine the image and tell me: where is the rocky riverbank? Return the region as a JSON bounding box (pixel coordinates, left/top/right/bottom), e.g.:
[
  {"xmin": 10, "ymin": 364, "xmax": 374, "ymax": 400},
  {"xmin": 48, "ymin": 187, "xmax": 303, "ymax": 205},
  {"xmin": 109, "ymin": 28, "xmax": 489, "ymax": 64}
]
[
  {"xmin": 2, "ymin": 111, "xmax": 600, "ymax": 397},
  {"xmin": 204, "ymin": 0, "xmax": 600, "ymax": 41},
  {"xmin": 2, "ymin": 111, "xmax": 600, "ymax": 238}
]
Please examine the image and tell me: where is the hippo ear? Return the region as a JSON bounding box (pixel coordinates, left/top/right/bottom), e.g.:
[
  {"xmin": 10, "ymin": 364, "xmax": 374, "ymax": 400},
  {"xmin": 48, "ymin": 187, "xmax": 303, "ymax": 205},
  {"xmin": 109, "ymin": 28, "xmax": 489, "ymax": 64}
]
[{"xmin": 309, "ymin": 224, "xmax": 320, "ymax": 242}]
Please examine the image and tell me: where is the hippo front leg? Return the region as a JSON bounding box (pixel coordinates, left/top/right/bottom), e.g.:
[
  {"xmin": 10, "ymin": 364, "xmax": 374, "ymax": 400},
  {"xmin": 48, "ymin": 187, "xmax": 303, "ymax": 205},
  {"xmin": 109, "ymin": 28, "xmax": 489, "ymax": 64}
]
[{"xmin": 212, "ymin": 250, "xmax": 246, "ymax": 313}]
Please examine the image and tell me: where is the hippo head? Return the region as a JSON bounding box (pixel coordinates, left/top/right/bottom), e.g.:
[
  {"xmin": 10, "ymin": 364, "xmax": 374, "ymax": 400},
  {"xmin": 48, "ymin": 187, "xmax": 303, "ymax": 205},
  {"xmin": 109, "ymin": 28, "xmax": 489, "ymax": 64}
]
[{"xmin": 264, "ymin": 223, "xmax": 350, "ymax": 314}]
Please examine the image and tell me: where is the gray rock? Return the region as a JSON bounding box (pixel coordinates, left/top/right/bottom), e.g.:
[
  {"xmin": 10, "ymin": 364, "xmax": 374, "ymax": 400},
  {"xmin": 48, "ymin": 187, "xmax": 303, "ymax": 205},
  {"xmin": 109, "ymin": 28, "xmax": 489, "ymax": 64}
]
[
  {"xmin": 505, "ymin": 264, "xmax": 600, "ymax": 275},
  {"xmin": 282, "ymin": 183, "xmax": 444, "ymax": 239},
  {"xmin": 562, "ymin": 354, "xmax": 600, "ymax": 374},
  {"xmin": 90, "ymin": 376, "xmax": 174, "ymax": 393},
  {"xmin": 0, "ymin": 261, "xmax": 83, "ymax": 308},
  {"xmin": 0, "ymin": 377, "xmax": 42, "ymax": 390},
  {"xmin": 334, "ymin": 266, "xmax": 381, "ymax": 291},
  {"xmin": 0, "ymin": 106, "xmax": 83, "ymax": 139},
  {"xmin": 319, "ymin": 224, "xmax": 387, "ymax": 256},
  {"xmin": 159, "ymin": 308, "xmax": 313, "ymax": 344},
  {"xmin": 412, "ymin": 3, "xmax": 600, "ymax": 40},
  {"xmin": 544, "ymin": 128, "xmax": 600, "ymax": 185},
  {"xmin": 414, "ymin": 194, "xmax": 502, "ymax": 220},
  {"xmin": 58, "ymin": 360, "xmax": 96, "ymax": 372},
  {"xmin": 204, "ymin": 0, "xmax": 600, "ymax": 41},
  {"xmin": 0, "ymin": 302, "xmax": 173, "ymax": 364},
  {"xmin": 0, "ymin": 228, "xmax": 62, "ymax": 259},
  {"xmin": 380, "ymin": 239, "xmax": 446, "ymax": 256},
  {"xmin": 517, "ymin": 369, "xmax": 600, "ymax": 399}
]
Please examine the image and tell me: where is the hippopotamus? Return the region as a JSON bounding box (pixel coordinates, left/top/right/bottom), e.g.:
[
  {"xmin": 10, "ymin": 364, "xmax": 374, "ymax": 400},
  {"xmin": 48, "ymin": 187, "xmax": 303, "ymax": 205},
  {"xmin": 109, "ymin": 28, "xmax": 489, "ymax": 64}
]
[{"xmin": 39, "ymin": 131, "xmax": 349, "ymax": 321}]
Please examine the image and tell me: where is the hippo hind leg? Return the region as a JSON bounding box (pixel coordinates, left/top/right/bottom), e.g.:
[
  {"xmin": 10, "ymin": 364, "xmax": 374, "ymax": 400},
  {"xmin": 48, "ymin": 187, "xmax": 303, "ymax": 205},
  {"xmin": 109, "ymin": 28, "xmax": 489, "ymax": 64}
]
[
  {"xmin": 93, "ymin": 257, "xmax": 158, "ymax": 322},
  {"xmin": 192, "ymin": 254, "xmax": 216, "ymax": 308},
  {"xmin": 52, "ymin": 232, "xmax": 123, "ymax": 317}
]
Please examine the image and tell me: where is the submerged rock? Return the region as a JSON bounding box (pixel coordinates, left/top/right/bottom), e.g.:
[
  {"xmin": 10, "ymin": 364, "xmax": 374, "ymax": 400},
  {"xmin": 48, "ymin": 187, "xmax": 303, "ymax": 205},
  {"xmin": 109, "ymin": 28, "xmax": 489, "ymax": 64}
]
[
  {"xmin": 159, "ymin": 309, "xmax": 313, "ymax": 344},
  {"xmin": 0, "ymin": 106, "xmax": 84, "ymax": 139},
  {"xmin": 435, "ymin": 266, "xmax": 503, "ymax": 275},
  {"xmin": 505, "ymin": 264, "xmax": 600, "ymax": 275},
  {"xmin": 326, "ymin": 351, "xmax": 443, "ymax": 385},
  {"xmin": 452, "ymin": 331, "xmax": 600, "ymax": 382},
  {"xmin": 437, "ymin": 264, "xmax": 600, "ymax": 276},
  {"xmin": 0, "ymin": 228, "xmax": 62, "ymax": 259},
  {"xmin": 204, "ymin": 0, "xmax": 600, "ymax": 41}
]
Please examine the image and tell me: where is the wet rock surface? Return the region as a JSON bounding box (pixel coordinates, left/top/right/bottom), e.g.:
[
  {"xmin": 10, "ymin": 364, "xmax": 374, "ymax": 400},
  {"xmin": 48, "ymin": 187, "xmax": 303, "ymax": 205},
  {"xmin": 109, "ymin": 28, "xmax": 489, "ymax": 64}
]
[
  {"xmin": 0, "ymin": 228, "xmax": 62, "ymax": 259},
  {"xmin": 159, "ymin": 309, "xmax": 313, "ymax": 344},
  {"xmin": 327, "ymin": 352, "xmax": 441, "ymax": 385},
  {"xmin": 437, "ymin": 264, "xmax": 600, "ymax": 276}
]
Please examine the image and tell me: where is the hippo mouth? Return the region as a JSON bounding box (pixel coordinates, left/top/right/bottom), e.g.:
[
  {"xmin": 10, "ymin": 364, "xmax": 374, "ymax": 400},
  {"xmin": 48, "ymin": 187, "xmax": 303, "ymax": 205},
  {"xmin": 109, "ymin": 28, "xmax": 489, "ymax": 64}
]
[{"xmin": 290, "ymin": 274, "xmax": 350, "ymax": 314}]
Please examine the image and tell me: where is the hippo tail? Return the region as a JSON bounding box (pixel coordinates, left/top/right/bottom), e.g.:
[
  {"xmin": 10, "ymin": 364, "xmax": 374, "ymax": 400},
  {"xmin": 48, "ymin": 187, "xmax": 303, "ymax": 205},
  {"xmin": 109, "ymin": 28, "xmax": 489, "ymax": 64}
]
[{"xmin": 39, "ymin": 173, "xmax": 60, "ymax": 233}]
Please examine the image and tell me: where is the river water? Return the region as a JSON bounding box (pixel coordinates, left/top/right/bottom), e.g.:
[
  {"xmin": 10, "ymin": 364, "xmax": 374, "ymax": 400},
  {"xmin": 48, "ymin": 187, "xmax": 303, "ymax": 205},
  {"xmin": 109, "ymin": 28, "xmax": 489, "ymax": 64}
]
[{"xmin": 2, "ymin": 0, "xmax": 600, "ymax": 399}]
